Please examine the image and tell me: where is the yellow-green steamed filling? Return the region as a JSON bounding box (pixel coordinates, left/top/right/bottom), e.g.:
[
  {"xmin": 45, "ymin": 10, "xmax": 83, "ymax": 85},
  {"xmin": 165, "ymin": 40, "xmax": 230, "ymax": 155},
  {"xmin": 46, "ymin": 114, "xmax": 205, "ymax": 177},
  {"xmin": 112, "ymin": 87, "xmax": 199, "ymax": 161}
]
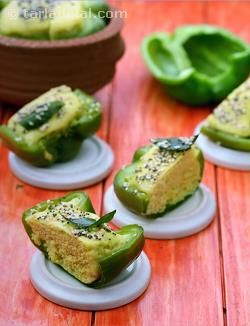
[
  {"xmin": 26, "ymin": 198, "xmax": 129, "ymax": 284},
  {"xmin": 130, "ymin": 145, "xmax": 201, "ymax": 215},
  {"xmin": 8, "ymin": 85, "xmax": 82, "ymax": 145},
  {"xmin": 0, "ymin": 0, "xmax": 85, "ymax": 39},
  {"xmin": 207, "ymin": 79, "xmax": 250, "ymax": 138}
]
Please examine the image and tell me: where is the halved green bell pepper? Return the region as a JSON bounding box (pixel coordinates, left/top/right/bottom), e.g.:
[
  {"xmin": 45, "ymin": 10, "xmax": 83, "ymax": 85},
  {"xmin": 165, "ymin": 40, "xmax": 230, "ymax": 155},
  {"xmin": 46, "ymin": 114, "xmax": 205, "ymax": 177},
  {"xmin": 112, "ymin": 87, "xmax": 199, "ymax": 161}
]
[
  {"xmin": 23, "ymin": 192, "xmax": 144, "ymax": 288},
  {"xmin": 142, "ymin": 25, "xmax": 250, "ymax": 106},
  {"xmin": 200, "ymin": 78, "xmax": 250, "ymax": 151},
  {"xmin": 201, "ymin": 125, "xmax": 250, "ymax": 151},
  {"xmin": 114, "ymin": 137, "xmax": 204, "ymax": 218},
  {"xmin": 82, "ymin": 0, "xmax": 110, "ymax": 28},
  {"xmin": 73, "ymin": 89, "xmax": 102, "ymax": 138},
  {"xmin": 0, "ymin": 86, "xmax": 102, "ymax": 167}
]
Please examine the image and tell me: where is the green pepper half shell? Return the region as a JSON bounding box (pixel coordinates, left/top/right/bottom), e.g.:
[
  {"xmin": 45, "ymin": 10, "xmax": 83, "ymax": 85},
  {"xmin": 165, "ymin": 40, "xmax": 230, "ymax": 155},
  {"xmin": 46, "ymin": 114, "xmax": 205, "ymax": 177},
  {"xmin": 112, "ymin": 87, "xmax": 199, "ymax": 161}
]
[
  {"xmin": 22, "ymin": 192, "xmax": 144, "ymax": 288},
  {"xmin": 114, "ymin": 136, "xmax": 204, "ymax": 218},
  {"xmin": 200, "ymin": 78, "xmax": 250, "ymax": 151},
  {"xmin": 142, "ymin": 25, "xmax": 250, "ymax": 106},
  {"xmin": 0, "ymin": 85, "xmax": 102, "ymax": 167},
  {"xmin": 201, "ymin": 126, "xmax": 250, "ymax": 151}
]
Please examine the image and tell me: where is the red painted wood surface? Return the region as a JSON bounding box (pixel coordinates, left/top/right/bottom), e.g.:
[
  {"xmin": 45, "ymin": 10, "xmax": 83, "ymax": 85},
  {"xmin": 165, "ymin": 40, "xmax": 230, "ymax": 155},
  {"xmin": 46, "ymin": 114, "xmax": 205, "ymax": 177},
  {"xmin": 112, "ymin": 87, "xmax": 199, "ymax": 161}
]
[
  {"xmin": 0, "ymin": 1, "xmax": 249, "ymax": 325},
  {"xmin": 206, "ymin": 3, "xmax": 250, "ymax": 326}
]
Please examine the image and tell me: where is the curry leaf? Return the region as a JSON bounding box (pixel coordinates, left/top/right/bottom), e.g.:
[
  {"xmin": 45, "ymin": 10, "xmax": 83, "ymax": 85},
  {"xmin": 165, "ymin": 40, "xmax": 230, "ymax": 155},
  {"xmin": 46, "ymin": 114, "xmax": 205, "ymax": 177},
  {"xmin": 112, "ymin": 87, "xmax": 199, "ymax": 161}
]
[
  {"xmin": 150, "ymin": 135, "xmax": 198, "ymax": 152},
  {"xmin": 19, "ymin": 101, "xmax": 64, "ymax": 130},
  {"xmin": 68, "ymin": 210, "xmax": 116, "ymax": 229}
]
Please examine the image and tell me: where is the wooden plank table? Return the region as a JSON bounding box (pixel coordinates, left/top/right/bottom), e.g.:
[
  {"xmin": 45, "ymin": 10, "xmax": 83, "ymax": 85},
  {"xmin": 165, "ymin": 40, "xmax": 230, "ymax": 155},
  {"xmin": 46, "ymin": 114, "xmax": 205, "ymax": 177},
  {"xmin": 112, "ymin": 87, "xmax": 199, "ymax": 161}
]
[{"xmin": 0, "ymin": 1, "xmax": 249, "ymax": 325}]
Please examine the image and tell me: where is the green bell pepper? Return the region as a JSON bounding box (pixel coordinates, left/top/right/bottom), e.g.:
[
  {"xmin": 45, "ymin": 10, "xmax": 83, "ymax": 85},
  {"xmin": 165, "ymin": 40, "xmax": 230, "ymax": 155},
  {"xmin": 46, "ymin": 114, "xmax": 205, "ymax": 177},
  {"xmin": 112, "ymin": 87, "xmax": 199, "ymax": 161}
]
[
  {"xmin": 23, "ymin": 192, "xmax": 144, "ymax": 288},
  {"xmin": 201, "ymin": 125, "xmax": 250, "ymax": 151},
  {"xmin": 114, "ymin": 137, "xmax": 204, "ymax": 218},
  {"xmin": 142, "ymin": 25, "xmax": 250, "ymax": 106},
  {"xmin": 0, "ymin": 86, "xmax": 102, "ymax": 167},
  {"xmin": 201, "ymin": 78, "xmax": 250, "ymax": 151},
  {"xmin": 79, "ymin": 1, "xmax": 110, "ymax": 37},
  {"xmin": 73, "ymin": 89, "xmax": 102, "ymax": 139}
]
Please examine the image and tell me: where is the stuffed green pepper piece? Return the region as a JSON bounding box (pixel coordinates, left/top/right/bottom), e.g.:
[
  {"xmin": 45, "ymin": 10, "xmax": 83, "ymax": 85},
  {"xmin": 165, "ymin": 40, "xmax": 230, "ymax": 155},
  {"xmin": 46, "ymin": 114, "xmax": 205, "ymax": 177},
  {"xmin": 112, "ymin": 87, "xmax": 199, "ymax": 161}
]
[
  {"xmin": 0, "ymin": 0, "xmax": 79, "ymax": 40},
  {"xmin": 0, "ymin": 0, "xmax": 109, "ymax": 40},
  {"xmin": 201, "ymin": 79, "xmax": 250, "ymax": 151},
  {"xmin": 114, "ymin": 136, "xmax": 204, "ymax": 218},
  {"xmin": 0, "ymin": 85, "xmax": 102, "ymax": 166},
  {"xmin": 142, "ymin": 25, "xmax": 250, "ymax": 105},
  {"xmin": 81, "ymin": 0, "xmax": 110, "ymax": 32},
  {"xmin": 23, "ymin": 192, "xmax": 144, "ymax": 287}
]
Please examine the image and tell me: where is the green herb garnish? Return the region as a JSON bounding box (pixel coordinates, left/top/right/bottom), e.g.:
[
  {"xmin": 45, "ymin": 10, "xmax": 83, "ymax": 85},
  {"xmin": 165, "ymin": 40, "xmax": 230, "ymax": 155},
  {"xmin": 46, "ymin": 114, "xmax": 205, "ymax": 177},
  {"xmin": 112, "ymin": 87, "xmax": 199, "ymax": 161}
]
[
  {"xmin": 68, "ymin": 210, "xmax": 116, "ymax": 229},
  {"xmin": 19, "ymin": 100, "xmax": 64, "ymax": 130},
  {"xmin": 150, "ymin": 135, "xmax": 198, "ymax": 152}
]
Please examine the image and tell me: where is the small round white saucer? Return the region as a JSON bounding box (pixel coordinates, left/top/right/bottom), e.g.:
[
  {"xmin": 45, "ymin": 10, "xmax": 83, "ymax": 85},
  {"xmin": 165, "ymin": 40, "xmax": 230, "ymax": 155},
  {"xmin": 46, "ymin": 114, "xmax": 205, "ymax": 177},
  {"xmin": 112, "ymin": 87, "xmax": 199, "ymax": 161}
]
[
  {"xmin": 104, "ymin": 184, "xmax": 216, "ymax": 239},
  {"xmin": 30, "ymin": 251, "xmax": 151, "ymax": 311},
  {"xmin": 195, "ymin": 121, "xmax": 250, "ymax": 171},
  {"xmin": 9, "ymin": 136, "xmax": 114, "ymax": 190}
]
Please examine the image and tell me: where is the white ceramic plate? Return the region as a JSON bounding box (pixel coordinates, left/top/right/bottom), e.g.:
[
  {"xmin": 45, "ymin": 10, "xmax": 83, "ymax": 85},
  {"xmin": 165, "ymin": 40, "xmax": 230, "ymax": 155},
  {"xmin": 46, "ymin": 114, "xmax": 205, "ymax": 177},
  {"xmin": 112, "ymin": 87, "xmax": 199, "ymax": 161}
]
[
  {"xmin": 104, "ymin": 184, "xmax": 216, "ymax": 239},
  {"xmin": 9, "ymin": 136, "xmax": 114, "ymax": 190},
  {"xmin": 30, "ymin": 251, "xmax": 151, "ymax": 311},
  {"xmin": 195, "ymin": 121, "xmax": 250, "ymax": 171}
]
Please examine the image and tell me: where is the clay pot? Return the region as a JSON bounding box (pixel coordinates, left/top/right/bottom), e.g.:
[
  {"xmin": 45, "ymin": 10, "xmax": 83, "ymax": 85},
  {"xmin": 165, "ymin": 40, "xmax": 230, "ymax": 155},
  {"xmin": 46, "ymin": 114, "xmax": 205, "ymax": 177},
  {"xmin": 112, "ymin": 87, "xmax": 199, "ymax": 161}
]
[{"xmin": 0, "ymin": 10, "xmax": 125, "ymax": 105}]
